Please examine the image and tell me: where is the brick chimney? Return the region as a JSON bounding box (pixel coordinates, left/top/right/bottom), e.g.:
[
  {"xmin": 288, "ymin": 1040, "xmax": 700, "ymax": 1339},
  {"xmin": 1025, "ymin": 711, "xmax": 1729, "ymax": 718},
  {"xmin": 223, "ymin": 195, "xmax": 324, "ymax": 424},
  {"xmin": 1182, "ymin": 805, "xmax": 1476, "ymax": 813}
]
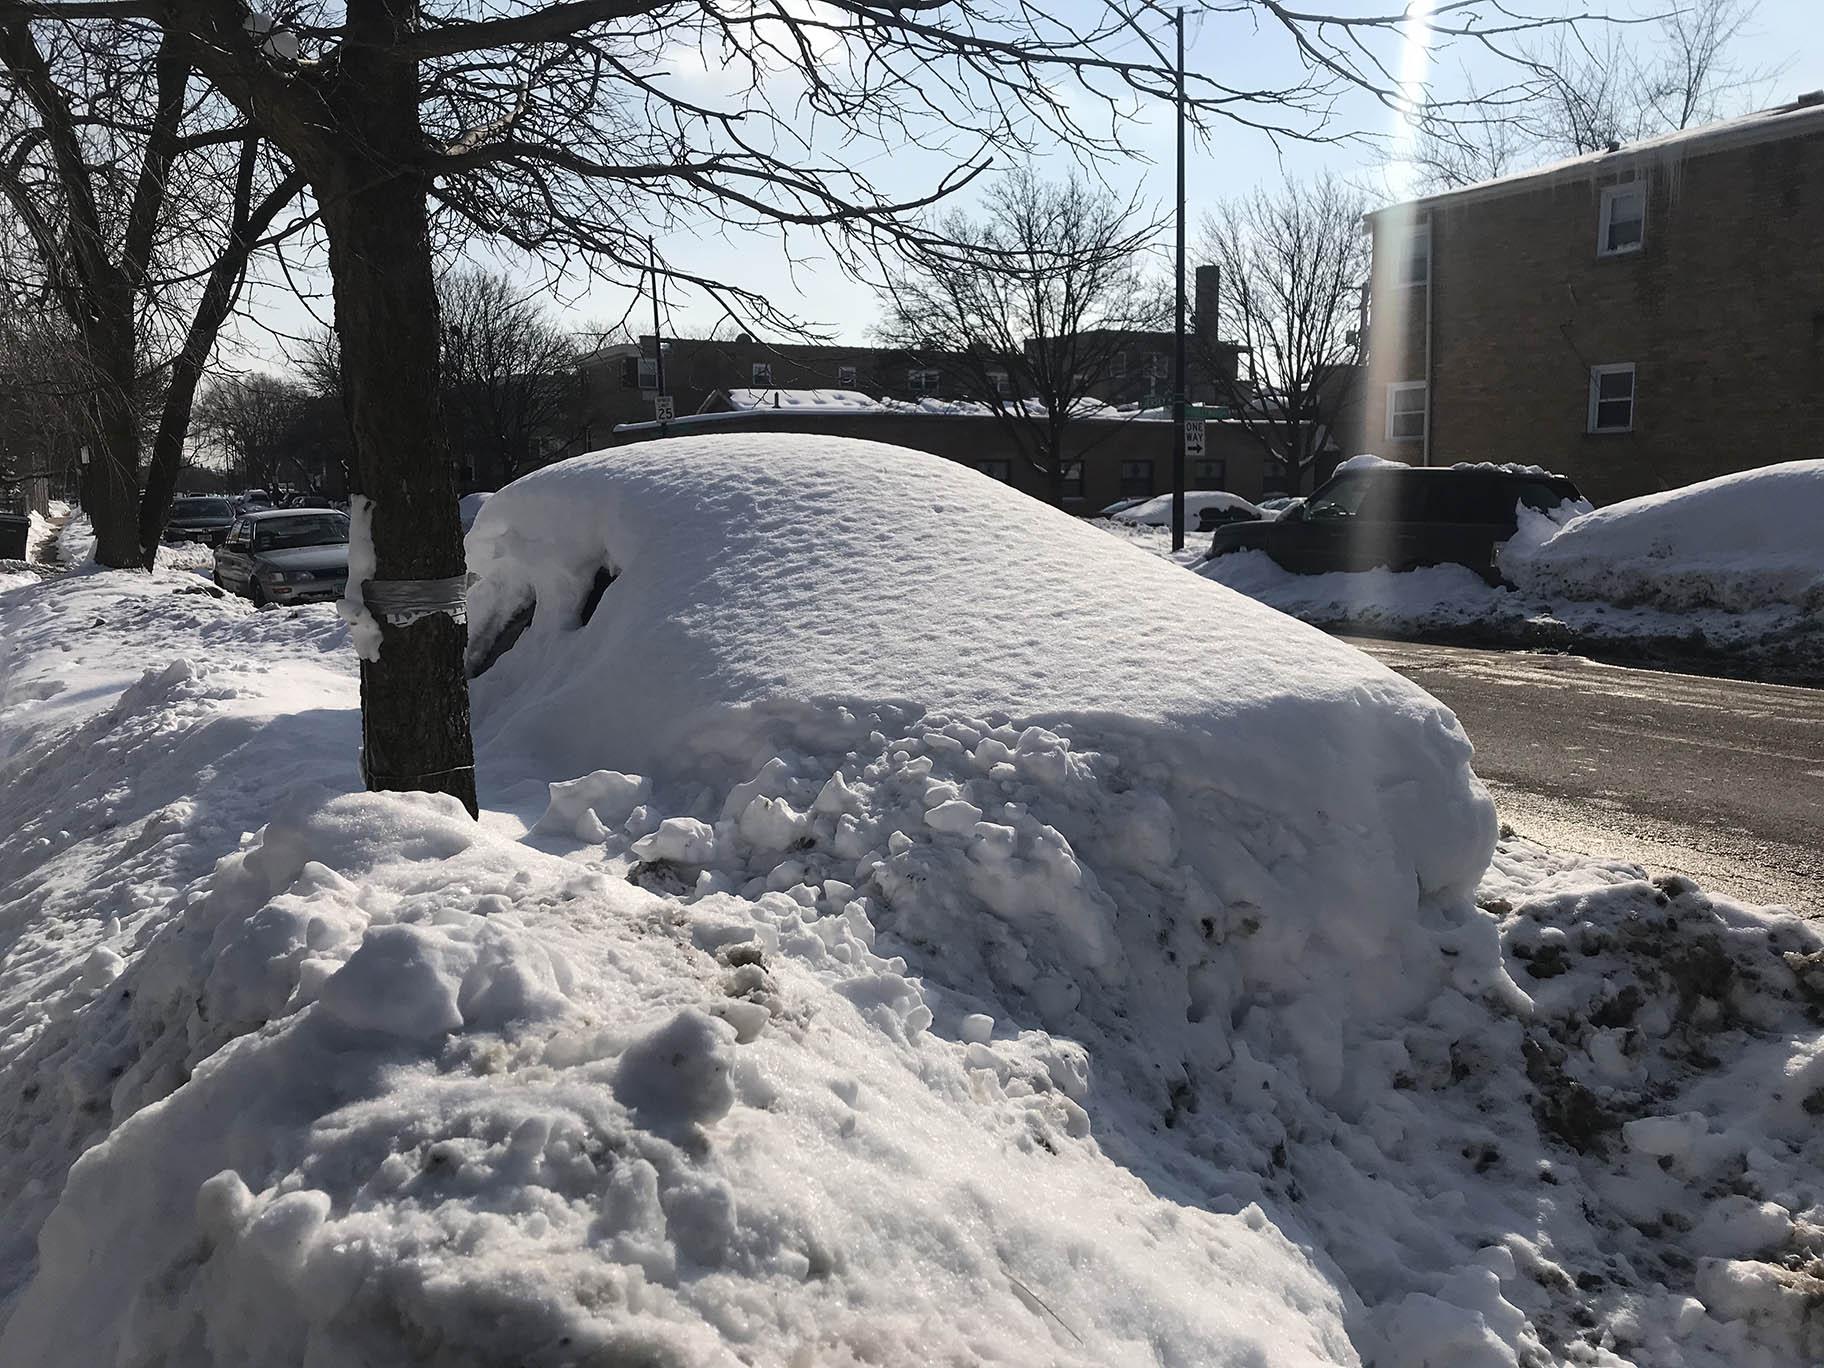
[{"xmin": 1194, "ymin": 265, "xmax": 1220, "ymax": 335}]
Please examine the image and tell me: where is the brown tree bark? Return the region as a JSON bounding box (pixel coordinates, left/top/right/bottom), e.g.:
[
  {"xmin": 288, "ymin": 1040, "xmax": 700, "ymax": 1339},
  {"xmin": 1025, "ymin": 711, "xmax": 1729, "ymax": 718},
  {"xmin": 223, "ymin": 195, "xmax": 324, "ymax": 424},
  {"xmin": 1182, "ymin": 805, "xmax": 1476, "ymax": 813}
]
[{"xmin": 317, "ymin": 0, "xmax": 477, "ymax": 815}]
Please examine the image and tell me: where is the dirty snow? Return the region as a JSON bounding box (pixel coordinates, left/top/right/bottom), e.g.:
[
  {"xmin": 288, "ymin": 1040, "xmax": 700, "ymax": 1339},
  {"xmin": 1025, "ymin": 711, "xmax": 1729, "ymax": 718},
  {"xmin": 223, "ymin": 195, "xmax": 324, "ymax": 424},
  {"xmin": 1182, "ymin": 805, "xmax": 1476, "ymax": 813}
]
[{"xmin": 2, "ymin": 437, "xmax": 1821, "ymax": 1366}]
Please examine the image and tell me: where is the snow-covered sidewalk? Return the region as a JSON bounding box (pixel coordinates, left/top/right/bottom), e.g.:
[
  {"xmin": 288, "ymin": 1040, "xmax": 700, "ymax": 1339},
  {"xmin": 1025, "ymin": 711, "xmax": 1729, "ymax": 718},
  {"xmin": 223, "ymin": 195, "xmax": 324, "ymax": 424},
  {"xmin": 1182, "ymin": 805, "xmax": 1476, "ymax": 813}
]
[{"xmin": 2, "ymin": 443, "xmax": 1821, "ymax": 1366}]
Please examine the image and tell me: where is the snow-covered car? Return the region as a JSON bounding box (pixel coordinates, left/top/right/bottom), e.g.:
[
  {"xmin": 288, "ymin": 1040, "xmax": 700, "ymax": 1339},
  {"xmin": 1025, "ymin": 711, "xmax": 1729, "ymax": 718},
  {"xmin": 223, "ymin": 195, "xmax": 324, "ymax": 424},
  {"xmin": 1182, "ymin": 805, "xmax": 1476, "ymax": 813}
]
[
  {"xmin": 212, "ymin": 507, "xmax": 350, "ymax": 606},
  {"xmin": 1255, "ymin": 495, "xmax": 1303, "ymax": 519},
  {"xmin": 1209, "ymin": 464, "xmax": 1581, "ymax": 580},
  {"xmin": 1096, "ymin": 496, "xmax": 1148, "ymax": 518},
  {"xmin": 1110, "ymin": 490, "xmax": 1263, "ymax": 529},
  {"xmin": 163, "ymin": 495, "xmax": 237, "ymax": 546}
]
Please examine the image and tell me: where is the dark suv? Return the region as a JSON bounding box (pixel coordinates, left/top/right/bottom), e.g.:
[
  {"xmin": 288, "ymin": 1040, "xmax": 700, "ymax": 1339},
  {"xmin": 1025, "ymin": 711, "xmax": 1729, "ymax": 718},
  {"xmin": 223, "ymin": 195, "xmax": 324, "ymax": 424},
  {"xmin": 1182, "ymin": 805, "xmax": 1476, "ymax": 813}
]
[
  {"xmin": 1208, "ymin": 464, "xmax": 1583, "ymax": 581},
  {"xmin": 165, "ymin": 496, "xmax": 238, "ymax": 547}
]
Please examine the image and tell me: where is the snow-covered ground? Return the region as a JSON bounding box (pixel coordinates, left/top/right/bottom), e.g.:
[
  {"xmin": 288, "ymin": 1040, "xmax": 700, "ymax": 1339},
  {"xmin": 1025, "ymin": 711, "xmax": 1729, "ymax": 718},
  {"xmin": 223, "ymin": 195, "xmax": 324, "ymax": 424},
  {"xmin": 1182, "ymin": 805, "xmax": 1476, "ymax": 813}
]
[{"xmin": 2, "ymin": 439, "xmax": 1821, "ymax": 1366}]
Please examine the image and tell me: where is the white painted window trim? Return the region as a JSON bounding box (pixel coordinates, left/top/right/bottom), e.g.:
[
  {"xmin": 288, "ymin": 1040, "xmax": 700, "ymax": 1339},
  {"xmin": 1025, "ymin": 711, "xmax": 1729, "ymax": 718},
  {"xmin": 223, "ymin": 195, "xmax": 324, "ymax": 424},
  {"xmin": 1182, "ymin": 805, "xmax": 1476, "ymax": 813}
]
[
  {"xmin": 909, "ymin": 367, "xmax": 941, "ymax": 393},
  {"xmin": 1597, "ymin": 183, "xmax": 1647, "ymax": 257},
  {"xmin": 1385, "ymin": 381, "xmax": 1427, "ymax": 442},
  {"xmin": 1588, "ymin": 363, "xmax": 1637, "ymax": 433},
  {"xmin": 836, "ymin": 365, "xmax": 858, "ymax": 387},
  {"xmin": 750, "ymin": 362, "xmax": 773, "ymax": 385}
]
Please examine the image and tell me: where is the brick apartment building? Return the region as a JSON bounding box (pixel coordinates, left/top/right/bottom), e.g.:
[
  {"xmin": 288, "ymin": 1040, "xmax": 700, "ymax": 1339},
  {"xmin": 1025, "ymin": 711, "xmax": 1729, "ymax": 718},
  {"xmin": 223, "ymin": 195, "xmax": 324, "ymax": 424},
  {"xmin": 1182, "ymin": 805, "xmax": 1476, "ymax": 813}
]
[{"xmin": 1360, "ymin": 94, "xmax": 1824, "ymax": 503}]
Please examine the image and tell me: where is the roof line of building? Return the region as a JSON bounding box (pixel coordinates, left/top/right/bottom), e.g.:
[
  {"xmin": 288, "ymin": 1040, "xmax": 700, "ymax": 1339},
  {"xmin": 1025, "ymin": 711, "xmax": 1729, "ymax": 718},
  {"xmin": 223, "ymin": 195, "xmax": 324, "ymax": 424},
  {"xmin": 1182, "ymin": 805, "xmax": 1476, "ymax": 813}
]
[
  {"xmin": 1370, "ymin": 93, "xmax": 1824, "ymax": 220},
  {"xmin": 610, "ymin": 407, "xmax": 1267, "ymax": 435}
]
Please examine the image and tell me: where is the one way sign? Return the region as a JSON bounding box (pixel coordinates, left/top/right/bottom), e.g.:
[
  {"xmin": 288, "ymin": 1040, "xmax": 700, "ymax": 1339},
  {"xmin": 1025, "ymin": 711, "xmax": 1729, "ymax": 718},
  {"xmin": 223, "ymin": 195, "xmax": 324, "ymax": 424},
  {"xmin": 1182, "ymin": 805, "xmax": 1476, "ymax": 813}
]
[{"xmin": 1184, "ymin": 418, "xmax": 1206, "ymax": 458}]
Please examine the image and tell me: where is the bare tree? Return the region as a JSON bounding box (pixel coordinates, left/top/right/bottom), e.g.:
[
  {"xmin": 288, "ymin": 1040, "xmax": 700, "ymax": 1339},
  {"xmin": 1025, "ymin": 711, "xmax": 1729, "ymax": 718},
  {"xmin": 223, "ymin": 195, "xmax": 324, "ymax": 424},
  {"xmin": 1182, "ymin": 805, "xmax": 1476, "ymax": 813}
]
[
  {"xmin": 439, "ymin": 269, "xmax": 580, "ymax": 487},
  {"xmin": 191, "ymin": 371, "xmax": 316, "ymax": 492},
  {"xmin": 0, "ymin": 299, "xmax": 89, "ymax": 494},
  {"xmin": 0, "ymin": 16, "xmax": 306, "ymax": 567},
  {"xmin": 1418, "ymin": 0, "xmax": 1778, "ymax": 189},
  {"xmin": 876, "ymin": 171, "xmax": 1167, "ymax": 504},
  {"xmin": 9, "ymin": 0, "xmax": 1578, "ymax": 812},
  {"xmin": 1198, "ymin": 174, "xmax": 1370, "ymax": 484}
]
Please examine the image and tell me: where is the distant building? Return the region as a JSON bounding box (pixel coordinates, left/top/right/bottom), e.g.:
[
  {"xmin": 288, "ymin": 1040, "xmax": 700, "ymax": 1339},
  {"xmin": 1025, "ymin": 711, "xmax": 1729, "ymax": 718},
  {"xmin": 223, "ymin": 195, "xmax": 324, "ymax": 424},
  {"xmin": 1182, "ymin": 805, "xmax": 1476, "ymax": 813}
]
[
  {"xmin": 557, "ymin": 274, "xmax": 1266, "ymax": 509},
  {"xmin": 608, "ymin": 388, "xmax": 1285, "ymax": 509},
  {"xmin": 1360, "ymin": 94, "xmax": 1824, "ymax": 503}
]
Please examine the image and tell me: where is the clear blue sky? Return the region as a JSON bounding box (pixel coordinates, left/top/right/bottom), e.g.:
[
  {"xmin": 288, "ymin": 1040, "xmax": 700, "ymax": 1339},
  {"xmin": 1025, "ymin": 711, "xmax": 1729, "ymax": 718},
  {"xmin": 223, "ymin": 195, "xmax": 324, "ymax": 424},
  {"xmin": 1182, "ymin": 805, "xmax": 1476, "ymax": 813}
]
[{"xmin": 225, "ymin": 0, "xmax": 1823, "ymax": 365}]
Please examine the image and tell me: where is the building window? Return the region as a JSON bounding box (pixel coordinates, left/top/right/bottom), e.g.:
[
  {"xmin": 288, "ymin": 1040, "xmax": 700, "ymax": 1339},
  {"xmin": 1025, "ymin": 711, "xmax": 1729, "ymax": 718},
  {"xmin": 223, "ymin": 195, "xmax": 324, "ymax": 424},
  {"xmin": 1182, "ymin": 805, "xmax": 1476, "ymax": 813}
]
[
  {"xmin": 1191, "ymin": 458, "xmax": 1226, "ymax": 489},
  {"xmin": 836, "ymin": 365, "xmax": 858, "ymax": 388},
  {"xmin": 638, "ymin": 356, "xmax": 659, "ymax": 390},
  {"xmin": 1385, "ymin": 381, "xmax": 1427, "ymax": 442},
  {"xmin": 987, "ymin": 370, "xmax": 1011, "ymax": 397},
  {"xmin": 1598, "ymin": 183, "xmax": 1646, "ymax": 256},
  {"xmin": 974, "ymin": 460, "xmax": 1013, "ymax": 483},
  {"xmin": 1588, "ymin": 363, "xmax": 1636, "ymax": 432},
  {"xmin": 910, "ymin": 368, "xmax": 941, "ymax": 395},
  {"xmin": 1395, "ymin": 220, "xmax": 1430, "ymax": 287},
  {"xmin": 751, "ymin": 362, "xmax": 773, "ymax": 386},
  {"xmin": 1119, "ymin": 459, "xmax": 1153, "ymax": 497},
  {"xmin": 1061, "ymin": 461, "xmax": 1084, "ymax": 498}
]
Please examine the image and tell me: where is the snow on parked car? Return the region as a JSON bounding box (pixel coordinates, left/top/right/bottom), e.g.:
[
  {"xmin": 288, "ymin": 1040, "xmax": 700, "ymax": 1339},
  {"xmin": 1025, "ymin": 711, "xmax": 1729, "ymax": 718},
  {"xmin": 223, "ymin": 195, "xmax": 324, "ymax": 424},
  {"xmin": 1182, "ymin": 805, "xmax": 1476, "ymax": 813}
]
[
  {"xmin": 1500, "ymin": 459, "xmax": 1824, "ymax": 613},
  {"xmin": 4, "ymin": 435, "xmax": 1822, "ymax": 1366},
  {"xmin": 1107, "ymin": 488, "xmax": 1263, "ymax": 528}
]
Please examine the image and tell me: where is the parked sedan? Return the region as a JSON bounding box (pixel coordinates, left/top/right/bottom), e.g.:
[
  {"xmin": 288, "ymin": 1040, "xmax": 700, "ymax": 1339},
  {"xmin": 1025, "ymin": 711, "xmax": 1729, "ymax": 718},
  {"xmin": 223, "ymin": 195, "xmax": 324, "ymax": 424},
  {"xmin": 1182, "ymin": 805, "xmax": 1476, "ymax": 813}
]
[
  {"xmin": 213, "ymin": 509, "xmax": 350, "ymax": 606},
  {"xmin": 164, "ymin": 496, "xmax": 237, "ymax": 547},
  {"xmin": 1208, "ymin": 464, "xmax": 1584, "ymax": 581}
]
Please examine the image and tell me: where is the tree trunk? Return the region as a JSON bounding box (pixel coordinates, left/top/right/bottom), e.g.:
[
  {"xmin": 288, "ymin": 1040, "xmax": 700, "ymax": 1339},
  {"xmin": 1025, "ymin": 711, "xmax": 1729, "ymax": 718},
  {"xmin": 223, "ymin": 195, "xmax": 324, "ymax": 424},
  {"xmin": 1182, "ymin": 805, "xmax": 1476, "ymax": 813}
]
[
  {"xmin": 318, "ymin": 12, "xmax": 477, "ymax": 816},
  {"xmin": 83, "ymin": 300, "xmax": 143, "ymax": 569}
]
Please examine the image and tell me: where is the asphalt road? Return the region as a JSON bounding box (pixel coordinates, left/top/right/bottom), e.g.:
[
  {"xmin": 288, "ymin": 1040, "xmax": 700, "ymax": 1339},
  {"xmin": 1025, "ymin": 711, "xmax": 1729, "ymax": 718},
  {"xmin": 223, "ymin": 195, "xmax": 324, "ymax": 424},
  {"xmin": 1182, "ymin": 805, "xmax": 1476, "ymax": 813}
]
[{"xmin": 1345, "ymin": 636, "xmax": 1824, "ymax": 915}]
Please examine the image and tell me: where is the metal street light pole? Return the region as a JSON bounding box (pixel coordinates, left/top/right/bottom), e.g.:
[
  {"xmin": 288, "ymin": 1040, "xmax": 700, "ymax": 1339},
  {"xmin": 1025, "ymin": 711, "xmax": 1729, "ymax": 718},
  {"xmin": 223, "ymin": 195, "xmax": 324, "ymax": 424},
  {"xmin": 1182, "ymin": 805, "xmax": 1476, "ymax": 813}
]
[
  {"xmin": 650, "ymin": 237, "xmax": 668, "ymax": 437},
  {"xmin": 1171, "ymin": 9, "xmax": 1187, "ymax": 551}
]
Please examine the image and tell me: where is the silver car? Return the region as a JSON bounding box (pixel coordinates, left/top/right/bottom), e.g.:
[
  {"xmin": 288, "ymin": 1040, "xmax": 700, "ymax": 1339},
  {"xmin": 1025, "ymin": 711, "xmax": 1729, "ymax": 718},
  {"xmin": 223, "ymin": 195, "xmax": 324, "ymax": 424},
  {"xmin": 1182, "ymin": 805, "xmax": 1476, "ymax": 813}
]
[{"xmin": 213, "ymin": 509, "xmax": 351, "ymax": 607}]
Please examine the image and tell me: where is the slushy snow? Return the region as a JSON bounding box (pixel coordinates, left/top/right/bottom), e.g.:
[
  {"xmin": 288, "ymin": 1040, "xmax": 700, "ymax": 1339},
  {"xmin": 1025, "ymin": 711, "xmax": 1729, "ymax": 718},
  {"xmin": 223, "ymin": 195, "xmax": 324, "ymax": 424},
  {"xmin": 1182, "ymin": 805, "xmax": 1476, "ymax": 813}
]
[{"xmin": 3, "ymin": 435, "xmax": 1821, "ymax": 1366}]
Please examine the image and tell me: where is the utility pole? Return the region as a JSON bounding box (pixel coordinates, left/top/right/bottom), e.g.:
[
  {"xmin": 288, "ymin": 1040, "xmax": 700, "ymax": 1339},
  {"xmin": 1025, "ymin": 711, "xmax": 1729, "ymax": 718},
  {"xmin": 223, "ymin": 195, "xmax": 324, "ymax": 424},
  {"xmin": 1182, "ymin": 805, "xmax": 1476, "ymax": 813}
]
[
  {"xmin": 1171, "ymin": 9, "xmax": 1187, "ymax": 551},
  {"xmin": 650, "ymin": 237, "xmax": 669, "ymax": 437}
]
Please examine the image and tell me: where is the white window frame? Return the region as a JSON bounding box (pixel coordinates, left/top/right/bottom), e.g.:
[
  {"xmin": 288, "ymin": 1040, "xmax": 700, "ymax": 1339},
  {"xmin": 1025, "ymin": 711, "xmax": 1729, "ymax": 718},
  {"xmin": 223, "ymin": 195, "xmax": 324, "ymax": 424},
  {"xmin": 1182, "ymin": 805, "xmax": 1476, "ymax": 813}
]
[
  {"xmin": 636, "ymin": 356, "xmax": 658, "ymax": 391},
  {"xmin": 987, "ymin": 369, "xmax": 1011, "ymax": 397},
  {"xmin": 1597, "ymin": 183, "xmax": 1646, "ymax": 257},
  {"xmin": 909, "ymin": 367, "xmax": 941, "ymax": 394},
  {"xmin": 750, "ymin": 361, "xmax": 773, "ymax": 386},
  {"xmin": 836, "ymin": 364, "xmax": 858, "ymax": 388},
  {"xmin": 1394, "ymin": 221, "xmax": 1431, "ymax": 288},
  {"xmin": 1385, "ymin": 381, "xmax": 1427, "ymax": 442},
  {"xmin": 1588, "ymin": 363, "xmax": 1636, "ymax": 433}
]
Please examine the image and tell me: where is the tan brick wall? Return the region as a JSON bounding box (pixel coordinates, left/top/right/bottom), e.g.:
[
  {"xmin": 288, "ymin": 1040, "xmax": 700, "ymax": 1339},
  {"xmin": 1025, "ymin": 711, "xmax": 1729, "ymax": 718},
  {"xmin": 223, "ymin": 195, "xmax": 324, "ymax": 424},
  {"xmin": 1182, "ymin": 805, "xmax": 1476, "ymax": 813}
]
[{"xmin": 1363, "ymin": 123, "xmax": 1824, "ymax": 504}]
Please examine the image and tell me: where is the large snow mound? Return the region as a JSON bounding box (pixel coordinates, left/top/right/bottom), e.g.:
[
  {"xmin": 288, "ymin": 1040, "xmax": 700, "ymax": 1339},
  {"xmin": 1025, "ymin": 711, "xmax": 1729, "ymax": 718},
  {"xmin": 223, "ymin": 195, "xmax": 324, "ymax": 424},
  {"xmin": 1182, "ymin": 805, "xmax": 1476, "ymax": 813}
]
[
  {"xmin": 11, "ymin": 442, "xmax": 1818, "ymax": 1365},
  {"xmin": 1502, "ymin": 461, "xmax": 1824, "ymax": 612},
  {"xmin": 466, "ymin": 434, "xmax": 1497, "ymax": 928},
  {"xmin": 0, "ymin": 569, "xmax": 1361, "ymax": 1366}
]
